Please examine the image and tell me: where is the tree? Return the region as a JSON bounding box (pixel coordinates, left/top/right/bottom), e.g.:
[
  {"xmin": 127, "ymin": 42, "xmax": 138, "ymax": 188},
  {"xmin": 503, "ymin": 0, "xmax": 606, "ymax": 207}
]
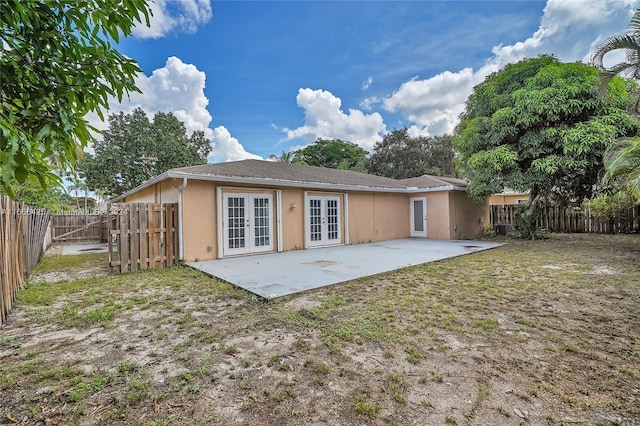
[
  {"xmin": 591, "ymin": 8, "xmax": 640, "ymax": 90},
  {"xmin": 585, "ymin": 187, "xmax": 636, "ymax": 233},
  {"xmin": 293, "ymin": 139, "xmax": 368, "ymax": 171},
  {"xmin": 0, "ymin": 177, "xmax": 72, "ymax": 212},
  {"xmin": 267, "ymin": 150, "xmax": 298, "ymax": 164},
  {"xmin": 591, "ymin": 8, "xmax": 640, "ymax": 201},
  {"xmin": 454, "ymin": 56, "xmax": 640, "ymax": 213},
  {"xmin": 0, "ymin": 0, "xmax": 151, "ymax": 196},
  {"xmin": 82, "ymin": 108, "xmax": 211, "ymax": 198},
  {"xmin": 367, "ymin": 128, "xmax": 456, "ymax": 179},
  {"xmin": 603, "ymin": 137, "xmax": 640, "ymax": 200}
]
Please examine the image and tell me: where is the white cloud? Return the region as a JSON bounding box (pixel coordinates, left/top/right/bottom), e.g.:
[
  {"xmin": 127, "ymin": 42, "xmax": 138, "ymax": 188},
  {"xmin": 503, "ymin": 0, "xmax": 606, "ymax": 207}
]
[
  {"xmin": 361, "ymin": 76, "xmax": 373, "ymax": 91},
  {"xmin": 87, "ymin": 56, "xmax": 213, "ymax": 137},
  {"xmin": 209, "ymin": 126, "xmax": 262, "ymax": 163},
  {"xmin": 85, "ymin": 56, "xmax": 262, "ymax": 163},
  {"xmin": 134, "ymin": 0, "xmax": 212, "ymax": 39},
  {"xmin": 359, "ymin": 96, "xmax": 379, "ymax": 112},
  {"xmin": 283, "ymin": 88, "xmax": 387, "ymax": 150},
  {"xmin": 383, "ymin": 68, "xmax": 485, "ymax": 136},
  {"xmin": 383, "ymin": 0, "xmax": 640, "ymax": 136}
]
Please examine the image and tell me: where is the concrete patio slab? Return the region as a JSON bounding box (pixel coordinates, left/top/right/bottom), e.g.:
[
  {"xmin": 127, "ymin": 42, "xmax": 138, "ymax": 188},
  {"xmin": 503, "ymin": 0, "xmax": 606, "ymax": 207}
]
[
  {"xmin": 188, "ymin": 239, "xmax": 502, "ymax": 300},
  {"xmin": 60, "ymin": 243, "xmax": 109, "ymax": 255}
]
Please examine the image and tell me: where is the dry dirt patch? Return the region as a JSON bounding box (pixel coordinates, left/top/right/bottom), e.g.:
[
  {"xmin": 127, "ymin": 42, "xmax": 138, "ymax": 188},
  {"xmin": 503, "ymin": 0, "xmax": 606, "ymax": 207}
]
[{"xmin": 1, "ymin": 234, "xmax": 639, "ymax": 425}]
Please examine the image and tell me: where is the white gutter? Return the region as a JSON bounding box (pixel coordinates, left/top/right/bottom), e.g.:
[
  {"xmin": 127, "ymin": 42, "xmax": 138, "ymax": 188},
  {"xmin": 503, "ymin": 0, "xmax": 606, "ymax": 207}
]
[
  {"xmin": 167, "ymin": 171, "xmax": 466, "ymax": 194},
  {"xmin": 276, "ymin": 190, "xmax": 283, "ymax": 252},
  {"xmin": 344, "ymin": 193, "xmax": 349, "ymax": 245},
  {"xmin": 112, "ymin": 170, "xmax": 468, "ymax": 203},
  {"xmin": 177, "ymin": 178, "xmax": 188, "ymax": 260},
  {"xmin": 216, "ymin": 187, "xmax": 223, "ymax": 259}
]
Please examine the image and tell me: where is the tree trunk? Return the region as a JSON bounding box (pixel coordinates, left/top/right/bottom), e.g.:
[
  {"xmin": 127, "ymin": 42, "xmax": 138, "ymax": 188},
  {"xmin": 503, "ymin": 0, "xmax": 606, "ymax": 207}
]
[{"xmin": 525, "ymin": 189, "xmax": 541, "ymax": 233}]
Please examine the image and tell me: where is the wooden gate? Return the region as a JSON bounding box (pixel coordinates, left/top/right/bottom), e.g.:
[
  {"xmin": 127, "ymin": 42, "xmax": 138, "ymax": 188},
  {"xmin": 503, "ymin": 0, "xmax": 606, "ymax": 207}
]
[
  {"xmin": 107, "ymin": 203, "xmax": 179, "ymax": 273},
  {"xmin": 51, "ymin": 213, "xmax": 107, "ymax": 244}
]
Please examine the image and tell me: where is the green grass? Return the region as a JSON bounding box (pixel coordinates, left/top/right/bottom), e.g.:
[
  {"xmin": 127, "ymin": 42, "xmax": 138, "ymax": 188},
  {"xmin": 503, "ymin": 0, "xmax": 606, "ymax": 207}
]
[
  {"xmin": 32, "ymin": 252, "xmax": 108, "ymax": 274},
  {"xmin": 354, "ymin": 386, "xmax": 381, "ymax": 418},
  {"xmin": 2, "ymin": 234, "xmax": 639, "ymax": 424}
]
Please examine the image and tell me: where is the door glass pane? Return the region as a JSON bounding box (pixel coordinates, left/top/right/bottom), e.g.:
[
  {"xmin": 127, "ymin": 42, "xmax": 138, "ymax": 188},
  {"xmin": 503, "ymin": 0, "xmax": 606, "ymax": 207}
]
[
  {"xmin": 228, "ymin": 197, "xmax": 245, "ymax": 248},
  {"xmin": 310, "ymin": 199, "xmax": 322, "ymax": 241},
  {"xmin": 326, "ymin": 199, "xmax": 339, "ymax": 241},
  {"xmin": 253, "ymin": 197, "xmax": 270, "ymax": 247},
  {"xmin": 413, "ymin": 200, "xmax": 424, "ymax": 232}
]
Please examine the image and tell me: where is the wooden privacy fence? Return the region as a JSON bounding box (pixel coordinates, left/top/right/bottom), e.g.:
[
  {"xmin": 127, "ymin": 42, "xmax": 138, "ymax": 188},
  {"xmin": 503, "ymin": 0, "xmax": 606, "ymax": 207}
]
[
  {"xmin": 1, "ymin": 196, "xmax": 50, "ymax": 327},
  {"xmin": 107, "ymin": 203, "xmax": 179, "ymax": 273},
  {"xmin": 51, "ymin": 212, "xmax": 107, "ymax": 244},
  {"xmin": 491, "ymin": 204, "xmax": 640, "ymax": 234}
]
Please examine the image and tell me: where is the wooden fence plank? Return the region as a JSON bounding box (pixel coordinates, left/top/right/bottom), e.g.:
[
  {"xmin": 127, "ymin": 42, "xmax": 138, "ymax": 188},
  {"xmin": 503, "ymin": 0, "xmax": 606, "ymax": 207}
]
[
  {"xmin": 139, "ymin": 206, "xmax": 148, "ymax": 268},
  {"xmin": 490, "ymin": 204, "xmax": 639, "ymax": 234},
  {"xmin": 119, "ymin": 205, "xmax": 130, "ymax": 274},
  {"xmin": 51, "ymin": 213, "xmax": 106, "ymax": 244},
  {"xmin": 0, "ymin": 197, "xmax": 49, "ymax": 327},
  {"xmin": 130, "ymin": 204, "xmax": 140, "ymax": 272},
  {"xmin": 107, "ymin": 203, "xmax": 178, "ymax": 273}
]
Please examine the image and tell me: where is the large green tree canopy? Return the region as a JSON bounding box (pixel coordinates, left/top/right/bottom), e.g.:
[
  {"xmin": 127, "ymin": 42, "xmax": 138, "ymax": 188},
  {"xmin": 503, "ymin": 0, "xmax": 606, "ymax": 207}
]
[
  {"xmin": 367, "ymin": 128, "xmax": 456, "ymax": 179},
  {"xmin": 0, "ymin": 0, "xmax": 150, "ymax": 195},
  {"xmin": 293, "ymin": 139, "xmax": 369, "ymax": 171},
  {"xmin": 82, "ymin": 108, "xmax": 211, "ymax": 198},
  {"xmin": 454, "ymin": 55, "xmax": 640, "ymax": 206}
]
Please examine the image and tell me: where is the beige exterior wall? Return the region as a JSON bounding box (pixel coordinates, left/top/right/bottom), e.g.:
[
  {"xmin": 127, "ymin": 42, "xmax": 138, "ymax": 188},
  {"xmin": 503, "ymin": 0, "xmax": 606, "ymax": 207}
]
[
  {"xmin": 488, "ymin": 193, "xmax": 529, "ymax": 206},
  {"xmin": 123, "ymin": 178, "xmax": 489, "ymax": 262},
  {"xmin": 348, "ymin": 192, "xmax": 409, "ymax": 243},
  {"xmin": 449, "ymin": 191, "xmax": 489, "ymax": 239},
  {"xmin": 123, "ymin": 179, "xmax": 181, "ymax": 204},
  {"xmin": 422, "ymin": 191, "xmax": 452, "ymax": 240},
  {"xmin": 280, "ymin": 188, "xmax": 305, "ymax": 251},
  {"xmin": 181, "ymin": 180, "xmax": 217, "ymax": 261}
]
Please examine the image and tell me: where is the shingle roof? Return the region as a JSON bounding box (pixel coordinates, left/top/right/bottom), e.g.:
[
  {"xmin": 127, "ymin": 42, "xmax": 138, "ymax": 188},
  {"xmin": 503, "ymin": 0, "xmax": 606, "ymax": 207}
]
[
  {"xmin": 400, "ymin": 175, "xmax": 468, "ymax": 188},
  {"xmin": 115, "ymin": 159, "xmax": 468, "ymax": 201},
  {"xmin": 173, "ymin": 159, "xmax": 407, "ymax": 189}
]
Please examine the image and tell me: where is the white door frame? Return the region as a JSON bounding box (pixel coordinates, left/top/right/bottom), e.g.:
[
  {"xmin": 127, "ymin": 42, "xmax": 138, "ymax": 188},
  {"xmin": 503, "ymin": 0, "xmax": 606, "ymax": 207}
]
[
  {"xmin": 222, "ymin": 192, "xmax": 274, "ymax": 256},
  {"xmin": 410, "ymin": 197, "xmax": 427, "ymax": 237},
  {"xmin": 305, "ymin": 194, "xmax": 341, "ymax": 247}
]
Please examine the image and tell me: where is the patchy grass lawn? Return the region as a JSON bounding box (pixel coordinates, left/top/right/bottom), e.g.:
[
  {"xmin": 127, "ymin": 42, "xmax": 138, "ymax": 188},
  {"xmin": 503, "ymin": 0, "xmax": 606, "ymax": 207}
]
[{"xmin": 0, "ymin": 234, "xmax": 639, "ymax": 425}]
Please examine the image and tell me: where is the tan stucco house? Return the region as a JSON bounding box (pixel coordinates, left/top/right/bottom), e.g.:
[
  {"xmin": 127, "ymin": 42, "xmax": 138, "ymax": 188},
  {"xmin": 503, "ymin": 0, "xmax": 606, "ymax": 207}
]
[
  {"xmin": 114, "ymin": 160, "xmax": 489, "ymax": 262},
  {"xmin": 488, "ymin": 188, "xmax": 530, "ymax": 206}
]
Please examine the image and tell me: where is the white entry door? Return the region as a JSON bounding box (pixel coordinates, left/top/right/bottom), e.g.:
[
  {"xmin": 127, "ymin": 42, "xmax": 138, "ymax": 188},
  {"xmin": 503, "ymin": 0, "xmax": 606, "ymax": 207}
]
[
  {"xmin": 410, "ymin": 197, "xmax": 427, "ymax": 237},
  {"xmin": 307, "ymin": 196, "xmax": 341, "ymax": 247},
  {"xmin": 224, "ymin": 193, "xmax": 273, "ymax": 256}
]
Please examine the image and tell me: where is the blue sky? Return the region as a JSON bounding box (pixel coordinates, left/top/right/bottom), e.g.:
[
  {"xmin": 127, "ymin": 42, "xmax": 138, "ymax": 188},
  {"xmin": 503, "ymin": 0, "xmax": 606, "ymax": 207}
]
[{"xmin": 88, "ymin": 0, "xmax": 640, "ymax": 162}]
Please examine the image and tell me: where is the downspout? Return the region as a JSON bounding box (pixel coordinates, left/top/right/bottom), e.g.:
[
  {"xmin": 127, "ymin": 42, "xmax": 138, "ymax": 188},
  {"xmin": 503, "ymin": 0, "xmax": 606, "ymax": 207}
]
[{"xmin": 177, "ymin": 178, "xmax": 188, "ymax": 260}]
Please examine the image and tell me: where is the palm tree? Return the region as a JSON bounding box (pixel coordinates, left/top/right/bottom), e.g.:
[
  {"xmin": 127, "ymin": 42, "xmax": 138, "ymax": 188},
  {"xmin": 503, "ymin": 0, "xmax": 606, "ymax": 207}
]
[
  {"xmin": 591, "ymin": 8, "xmax": 640, "ymax": 83},
  {"xmin": 267, "ymin": 150, "xmax": 296, "ymax": 163},
  {"xmin": 603, "ymin": 137, "xmax": 640, "ymax": 200},
  {"xmin": 280, "ymin": 150, "xmax": 294, "ymax": 163},
  {"xmin": 592, "ymin": 8, "xmax": 640, "ymax": 201}
]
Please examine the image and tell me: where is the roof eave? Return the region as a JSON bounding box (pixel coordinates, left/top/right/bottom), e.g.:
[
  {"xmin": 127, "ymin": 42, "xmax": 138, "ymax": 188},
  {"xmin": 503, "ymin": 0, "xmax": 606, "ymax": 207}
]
[
  {"xmin": 111, "ymin": 170, "xmax": 467, "ymax": 201},
  {"xmin": 168, "ymin": 170, "xmax": 411, "ymax": 192},
  {"xmin": 110, "ymin": 171, "xmax": 171, "ymax": 202}
]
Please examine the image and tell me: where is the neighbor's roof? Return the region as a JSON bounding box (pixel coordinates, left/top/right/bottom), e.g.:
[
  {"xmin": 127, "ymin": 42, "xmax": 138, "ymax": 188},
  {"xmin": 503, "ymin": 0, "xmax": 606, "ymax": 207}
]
[
  {"xmin": 400, "ymin": 175, "xmax": 468, "ymax": 189},
  {"xmin": 113, "ymin": 159, "xmax": 467, "ymax": 201}
]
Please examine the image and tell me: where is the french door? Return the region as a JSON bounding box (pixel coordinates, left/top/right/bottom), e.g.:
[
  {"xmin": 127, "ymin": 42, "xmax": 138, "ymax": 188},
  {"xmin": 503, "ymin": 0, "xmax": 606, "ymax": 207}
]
[
  {"xmin": 224, "ymin": 193, "xmax": 273, "ymax": 256},
  {"xmin": 307, "ymin": 196, "xmax": 341, "ymax": 247},
  {"xmin": 410, "ymin": 197, "xmax": 427, "ymax": 237}
]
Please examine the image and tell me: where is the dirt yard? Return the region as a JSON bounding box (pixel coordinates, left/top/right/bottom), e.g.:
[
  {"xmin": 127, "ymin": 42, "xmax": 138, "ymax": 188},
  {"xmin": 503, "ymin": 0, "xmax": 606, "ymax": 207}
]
[{"xmin": 1, "ymin": 234, "xmax": 639, "ymax": 425}]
